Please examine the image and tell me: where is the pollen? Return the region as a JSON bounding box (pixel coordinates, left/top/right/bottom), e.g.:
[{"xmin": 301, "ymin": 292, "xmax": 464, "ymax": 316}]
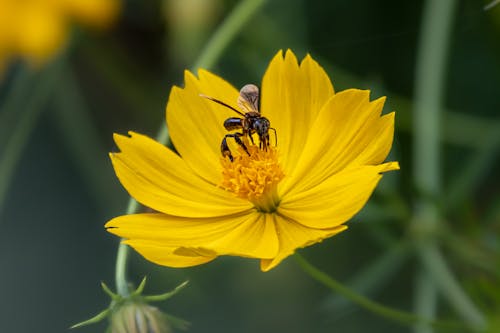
[{"xmin": 220, "ymin": 145, "xmax": 284, "ymax": 212}]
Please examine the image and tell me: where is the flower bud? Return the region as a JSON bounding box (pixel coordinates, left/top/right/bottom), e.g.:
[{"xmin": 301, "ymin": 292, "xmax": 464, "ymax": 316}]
[
  {"xmin": 72, "ymin": 278, "xmax": 188, "ymax": 332},
  {"xmin": 110, "ymin": 300, "xmax": 171, "ymax": 333}
]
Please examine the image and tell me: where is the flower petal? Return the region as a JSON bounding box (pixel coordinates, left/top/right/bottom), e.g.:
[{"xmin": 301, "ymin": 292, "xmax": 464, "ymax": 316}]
[
  {"xmin": 123, "ymin": 240, "xmax": 216, "ymax": 268},
  {"xmin": 177, "ymin": 213, "xmax": 278, "ymax": 259},
  {"xmin": 166, "ymin": 70, "xmax": 241, "ymax": 184},
  {"xmin": 111, "ymin": 131, "xmax": 252, "ymax": 217},
  {"xmin": 105, "ymin": 212, "xmax": 279, "ymax": 264},
  {"xmin": 260, "ymin": 50, "xmax": 334, "ymax": 176},
  {"xmin": 278, "ymin": 163, "xmax": 399, "ymax": 229},
  {"xmin": 260, "ymin": 214, "xmax": 347, "ymax": 272},
  {"xmin": 353, "ymin": 111, "xmax": 395, "ymax": 166},
  {"xmin": 281, "ymin": 89, "xmax": 392, "ymax": 194}
]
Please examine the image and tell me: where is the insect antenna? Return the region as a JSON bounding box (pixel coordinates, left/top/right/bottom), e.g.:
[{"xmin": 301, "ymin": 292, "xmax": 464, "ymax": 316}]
[
  {"xmin": 199, "ymin": 94, "xmax": 245, "ymax": 116},
  {"xmin": 270, "ymin": 127, "xmax": 277, "ymax": 146}
]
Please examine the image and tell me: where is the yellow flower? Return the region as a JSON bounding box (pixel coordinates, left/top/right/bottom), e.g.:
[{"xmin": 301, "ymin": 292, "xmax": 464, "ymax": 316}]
[
  {"xmin": 106, "ymin": 50, "xmax": 400, "ymax": 271},
  {"xmin": 0, "ymin": 0, "xmax": 120, "ymax": 70}
]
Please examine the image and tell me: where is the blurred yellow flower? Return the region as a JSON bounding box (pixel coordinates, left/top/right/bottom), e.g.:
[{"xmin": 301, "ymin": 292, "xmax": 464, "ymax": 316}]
[
  {"xmin": 106, "ymin": 50, "xmax": 399, "ymax": 271},
  {"xmin": 0, "ymin": 0, "xmax": 120, "ymax": 69}
]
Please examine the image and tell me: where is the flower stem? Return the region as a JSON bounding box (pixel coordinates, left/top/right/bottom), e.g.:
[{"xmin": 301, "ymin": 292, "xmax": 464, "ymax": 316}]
[
  {"xmin": 293, "ymin": 253, "xmax": 471, "ymax": 331},
  {"xmin": 53, "ymin": 64, "xmax": 123, "ymax": 215},
  {"xmin": 412, "ymin": 0, "xmax": 485, "ymax": 330},
  {"xmin": 325, "ymin": 241, "xmax": 411, "ymax": 315},
  {"xmin": 115, "ymin": 199, "xmax": 139, "ymax": 297},
  {"xmin": 0, "ymin": 59, "xmax": 64, "ymax": 219},
  {"xmin": 192, "ymin": 0, "xmax": 268, "ymax": 71},
  {"xmin": 413, "ymin": 0, "xmax": 455, "ymax": 198},
  {"xmin": 419, "ymin": 242, "xmax": 486, "ymax": 328},
  {"xmin": 113, "ymin": 0, "xmax": 269, "ymax": 297},
  {"xmin": 414, "ymin": 269, "xmax": 437, "ymax": 333}
]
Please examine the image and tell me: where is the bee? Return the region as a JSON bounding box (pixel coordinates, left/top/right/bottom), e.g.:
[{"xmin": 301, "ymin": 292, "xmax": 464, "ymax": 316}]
[{"xmin": 201, "ymin": 84, "xmax": 277, "ymax": 162}]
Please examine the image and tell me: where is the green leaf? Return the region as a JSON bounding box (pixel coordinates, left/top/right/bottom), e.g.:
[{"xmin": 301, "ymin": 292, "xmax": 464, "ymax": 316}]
[
  {"xmin": 101, "ymin": 282, "xmax": 120, "ymax": 301},
  {"xmin": 132, "ymin": 276, "xmax": 148, "ymax": 297},
  {"xmin": 70, "ymin": 308, "xmax": 110, "ymax": 329},
  {"xmin": 144, "ymin": 281, "xmax": 189, "ymax": 302}
]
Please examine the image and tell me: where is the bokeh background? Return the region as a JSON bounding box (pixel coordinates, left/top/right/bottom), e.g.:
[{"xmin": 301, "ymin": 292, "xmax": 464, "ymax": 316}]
[{"xmin": 0, "ymin": 0, "xmax": 499, "ymax": 332}]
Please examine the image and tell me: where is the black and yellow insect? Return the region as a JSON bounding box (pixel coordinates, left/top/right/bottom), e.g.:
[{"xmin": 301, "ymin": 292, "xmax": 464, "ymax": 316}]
[{"xmin": 201, "ymin": 84, "xmax": 277, "ymax": 162}]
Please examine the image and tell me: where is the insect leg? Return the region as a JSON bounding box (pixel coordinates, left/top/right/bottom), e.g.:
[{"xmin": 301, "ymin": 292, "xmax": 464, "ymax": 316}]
[
  {"xmin": 270, "ymin": 127, "xmax": 277, "ymax": 147},
  {"xmin": 221, "ymin": 133, "xmax": 250, "ymax": 162},
  {"xmin": 221, "ymin": 136, "xmax": 234, "ymax": 161},
  {"xmin": 259, "ymin": 133, "xmax": 270, "ymax": 151},
  {"xmin": 248, "ymin": 132, "xmax": 256, "ymax": 145}
]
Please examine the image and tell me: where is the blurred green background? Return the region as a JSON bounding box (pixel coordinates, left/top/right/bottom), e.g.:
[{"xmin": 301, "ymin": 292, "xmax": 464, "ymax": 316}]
[{"xmin": 0, "ymin": 0, "xmax": 499, "ymax": 332}]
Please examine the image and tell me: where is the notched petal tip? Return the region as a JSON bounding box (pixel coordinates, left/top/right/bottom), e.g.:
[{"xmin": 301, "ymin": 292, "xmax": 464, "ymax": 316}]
[
  {"xmin": 196, "ymin": 68, "xmax": 213, "ymax": 78},
  {"xmin": 375, "ymin": 95, "xmax": 387, "ymax": 104},
  {"xmin": 284, "ymin": 49, "xmax": 300, "ymax": 68},
  {"xmin": 104, "ymin": 218, "xmax": 121, "ymax": 232},
  {"xmin": 266, "ymin": 49, "xmax": 290, "ymax": 69},
  {"xmin": 299, "ymin": 52, "xmax": 320, "ymax": 69},
  {"xmin": 339, "ymin": 88, "xmax": 371, "ymax": 100},
  {"xmin": 274, "ymin": 49, "xmax": 284, "ymax": 58},
  {"xmin": 380, "ymin": 161, "xmax": 400, "ymax": 173},
  {"xmin": 111, "ymin": 132, "xmax": 127, "ymax": 149},
  {"xmin": 183, "ymin": 69, "xmax": 197, "ymax": 82},
  {"xmin": 112, "ymin": 131, "xmax": 145, "ymax": 152},
  {"xmin": 284, "ymin": 48, "xmax": 296, "ymax": 58},
  {"xmin": 370, "ymin": 95, "xmax": 387, "ymax": 113}
]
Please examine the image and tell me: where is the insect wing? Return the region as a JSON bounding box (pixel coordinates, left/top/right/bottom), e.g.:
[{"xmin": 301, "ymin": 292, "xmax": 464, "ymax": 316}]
[{"xmin": 237, "ymin": 84, "xmax": 260, "ymax": 113}]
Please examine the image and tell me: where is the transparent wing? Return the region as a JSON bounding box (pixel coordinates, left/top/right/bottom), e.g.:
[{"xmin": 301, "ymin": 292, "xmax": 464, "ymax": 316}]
[{"xmin": 237, "ymin": 84, "xmax": 260, "ymax": 113}]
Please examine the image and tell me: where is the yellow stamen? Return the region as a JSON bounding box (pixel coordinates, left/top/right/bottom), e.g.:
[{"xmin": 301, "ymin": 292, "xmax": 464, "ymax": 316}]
[{"xmin": 220, "ymin": 145, "xmax": 284, "ymax": 212}]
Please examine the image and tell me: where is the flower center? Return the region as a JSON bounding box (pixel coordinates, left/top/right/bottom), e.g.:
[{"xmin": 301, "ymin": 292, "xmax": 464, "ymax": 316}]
[{"xmin": 220, "ymin": 145, "xmax": 284, "ymax": 212}]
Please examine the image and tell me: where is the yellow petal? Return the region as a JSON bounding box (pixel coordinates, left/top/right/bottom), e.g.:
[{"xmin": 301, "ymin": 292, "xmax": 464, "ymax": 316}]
[
  {"xmin": 260, "ymin": 214, "xmax": 347, "ymax": 272},
  {"xmin": 177, "ymin": 213, "xmax": 278, "ymax": 259},
  {"xmin": 166, "ymin": 70, "xmax": 241, "ymax": 184},
  {"xmin": 281, "ymin": 89, "xmax": 391, "ymax": 194},
  {"xmin": 106, "ymin": 211, "xmax": 279, "ymax": 264},
  {"xmin": 278, "ymin": 163, "xmax": 399, "ymax": 229},
  {"xmin": 111, "ymin": 131, "xmax": 252, "ymax": 217},
  {"xmin": 123, "ymin": 240, "xmax": 216, "ymax": 268},
  {"xmin": 353, "ymin": 112, "xmax": 396, "ymax": 166},
  {"xmin": 260, "ymin": 50, "xmax": 334, "ymax": 176}
]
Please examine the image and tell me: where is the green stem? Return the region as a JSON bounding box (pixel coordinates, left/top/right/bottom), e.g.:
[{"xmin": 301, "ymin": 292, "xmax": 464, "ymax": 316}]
[
  {"xmin": 113, "ymin": 0, "xmax": 269, "ymax": 297},
  {"xmin": 412, "ymin": 0, "xmax": 485, "ymax": 330},
  {"xmin": 0, "ymin": 67, "xmax": 33, "ymax": 145},
  {"xmin": 293, "ymin": 253, "xmax": 469, "ymax": 331},
  {"xmin": 115, "ymin": 240, "xmax": 130, "ymax": 297},
  {"xmin": 115, "ymin": 199, "xmax": 139, "ymax": 297},
  {"xmin": 413, "ymin": 0, "xmax": 455, "ymax": 200},
  {"xmin": 52, "ymin": 65, "xmax": 123, "ymax": 215},
  {"xmin": 484, "ymin": 0, "xmax": 500, "ymax": 10},
  {"xmin": 0, "ymin": 59, "xmax": 64, "ymax": 218},
  {"xmin": 445, "ymin": 128, "xmax": 500, "ymax": 211},
  {"xmin": 414, "ymin": 269, "xmax": 437, "ymax": 333},
  {"xmin": 192, "ymin": 0, "xmax": 268, "ymax": 70},
  {"xmin": 324, "ymin": 241, "xmax": 411, "ymax": 315},
  {"xmin": 419, "ymin": 243, "xmax": 486, "ymax": 328}
]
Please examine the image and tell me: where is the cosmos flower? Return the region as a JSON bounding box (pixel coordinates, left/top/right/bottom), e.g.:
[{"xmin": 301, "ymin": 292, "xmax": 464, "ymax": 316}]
[
  {"xmin": 0, "ymin": 0, "xmax": 120, "ymax": 70},
  {"xmin": 106, "ymin": 50, "xmax": 399, "ymax": 271}
]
